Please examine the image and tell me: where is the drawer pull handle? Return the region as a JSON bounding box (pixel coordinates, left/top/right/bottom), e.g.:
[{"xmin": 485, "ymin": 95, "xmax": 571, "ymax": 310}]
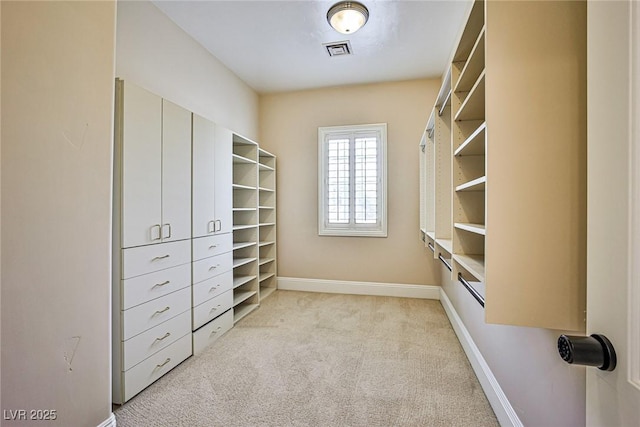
[
  {"xmin": 209, "ymin": 304, "xmax": 221, "ymax": 313},
  {"xmin": 209, "ymin": 264, "xmax": 220, "ymax": 271},
  {"xmin": 152, "ymin": 254, "xmax": 170, "ymax": 261},
  {"xmin": 210, "ymin": 326, "xmax": 222, "ymax": 336},
  {"xmin": 156, "ymin": 358, "xmax": 171, "ymax": 368},
  {"xmin": 209, "ymin": 244, "xmax": 218, "ymax": 249},
  {"xmin": 154, "ymin": 332, "xmax": 171, "ymax": 342},
  {"xmin": 152, "ymin": 280, "xmax": 170, "ymax": 289},
  {"xmin": 154, "ymin": 306, "xmax": 170, "ymax": 315},
  {"xmin": 209, "ymin": 285, "xmax": 219, "ymax": 292}
]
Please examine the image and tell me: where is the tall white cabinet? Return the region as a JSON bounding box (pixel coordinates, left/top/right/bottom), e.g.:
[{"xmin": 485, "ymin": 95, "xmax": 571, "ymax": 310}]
[
  {"xmin": 113, "ymin": 80, "xmax": 193, "ymax": 404},
  {"xmin": 114, "ymin": 80, "xmax": 277, "ymax": 404},
  {"xmin": 191, "ymin": 115, "xmax": 235, "ymax": 354}
]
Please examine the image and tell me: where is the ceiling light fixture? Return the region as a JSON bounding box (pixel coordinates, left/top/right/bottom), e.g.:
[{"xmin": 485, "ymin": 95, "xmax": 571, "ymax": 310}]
[{"xmin": 327, "ymin": 1, "xmax": 369, "ymax": 35}]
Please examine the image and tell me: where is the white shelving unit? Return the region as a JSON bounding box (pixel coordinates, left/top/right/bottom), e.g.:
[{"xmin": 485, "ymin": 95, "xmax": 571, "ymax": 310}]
[
  {"xmin": 258, "ymin": 149, "xmax": 277, "ymax": 300},
  {"xmin": 419, "ymin": 0, "xmax": 587, "ymax": 331},
  {"xmin": 232, "ymin": 134, "xmax": 260, "ymax": 323}
]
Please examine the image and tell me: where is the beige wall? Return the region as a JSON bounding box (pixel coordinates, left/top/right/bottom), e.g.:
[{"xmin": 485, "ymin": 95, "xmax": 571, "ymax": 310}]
[
  {"xmin": 116, "ymin": 0, "xmax": 259, "ymax": 140},
  {"xmin": 1, "ymin": 1, "xmax": 116, "ymax": 426},
  {"xmin": 259, "ymin": 79, "xmax": 439, "ymax": 285}
]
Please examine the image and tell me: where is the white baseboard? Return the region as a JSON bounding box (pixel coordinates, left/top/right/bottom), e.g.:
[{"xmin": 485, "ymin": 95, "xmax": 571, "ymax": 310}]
[
  {"xmin": 97, "ymin": 413, "xmax": 116, "ymax": 427},
  {"xmin": 439, "ymin": 289, "xmax": 523, "ymax": 427},
  {"xmin": 277, "ymin": 277, "xmax": 440, "ymax": 299}
]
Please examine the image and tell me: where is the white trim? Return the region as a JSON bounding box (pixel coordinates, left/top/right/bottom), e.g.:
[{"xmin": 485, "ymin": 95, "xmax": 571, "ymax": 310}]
[
  {"xmin": 629, "ymin": 0, "xmax": 640, "ymax": 391},
  {"xmin": 318, "ymin": 123, "xmax": 388, "ymax": 238},
  {"xmin": 97, "ymin": 413, "xmax": 116, "ymax": 427},
  {"xmin": 277, "ymin": 277, "xmax": 440, "ymax": 300},
  {"xmin": 440, "ymin": 289, "xmax": 523, "ymax": 427}
]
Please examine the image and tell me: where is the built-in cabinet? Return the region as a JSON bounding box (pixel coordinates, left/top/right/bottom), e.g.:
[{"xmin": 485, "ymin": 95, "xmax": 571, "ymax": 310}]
[
  {"xmin": 113, "ymin": 80, "xmax": 193, "ymax": 404},
  {"xmin": 191, "ymin": 115, "xmax": 235, "ymax": 355},
  {"xmin": 113, "ymin": 80, "xmax": 277, "ymax": 404},
  {"xmin": 419, "ymin": 0, "xmax": 586, "ymax": 331}
]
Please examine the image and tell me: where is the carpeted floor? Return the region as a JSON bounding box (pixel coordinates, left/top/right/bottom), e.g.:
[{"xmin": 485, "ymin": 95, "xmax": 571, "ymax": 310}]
[{"xmin": 114, "ymin": 290, "xmax": 499, "ymax": 427}]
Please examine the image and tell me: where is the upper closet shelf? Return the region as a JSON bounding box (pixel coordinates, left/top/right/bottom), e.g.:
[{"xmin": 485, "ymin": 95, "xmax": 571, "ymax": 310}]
[
  {"xmin": 456, "ymin": 176, "xmax": 486, "ymax": 192},
  {"xmin": 455, "ymin": 122, "xmax": 486, "ymax": 156},
  {"xmin": 233, "ymin": 154, "xmax": 256, "ymax": 164},
  {"xmin": 454, "ymin": 28, "xmax": 485, "ymax": 93},
  {"xmin": 454, "ymin": 222, "xmax": 486, "ymax": 236},
  {"xmin": 455, "ymin": 71, "xmax": 485, "ymax": 122}
]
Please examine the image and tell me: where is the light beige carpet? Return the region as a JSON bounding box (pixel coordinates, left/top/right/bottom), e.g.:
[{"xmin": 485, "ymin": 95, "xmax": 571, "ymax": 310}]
[{"xmin": 115, "ymin": 290, "xmax": 499, "ymax": 427}]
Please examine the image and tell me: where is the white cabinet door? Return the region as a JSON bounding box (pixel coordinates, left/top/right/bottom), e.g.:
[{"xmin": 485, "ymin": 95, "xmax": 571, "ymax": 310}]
[
  {"xmin": 214, "ymin": 126, "xmax": 233, "ymax": 234},
  {"xmin": 192, "ymin": 114, "xmax": 216, "ymax": 238},
  {"xmin": 161, "ymin": 99, "xmax": 191, "ymax": 242},
  {"xmin": 121, "ymin": 82, "xmax": 162, "ymax": 248}
]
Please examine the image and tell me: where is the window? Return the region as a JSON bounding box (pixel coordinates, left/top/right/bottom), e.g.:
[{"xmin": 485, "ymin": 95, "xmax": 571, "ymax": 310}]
[{"xmin": 318, "ymin": 123, "xmax": 387, "ymax": 237}]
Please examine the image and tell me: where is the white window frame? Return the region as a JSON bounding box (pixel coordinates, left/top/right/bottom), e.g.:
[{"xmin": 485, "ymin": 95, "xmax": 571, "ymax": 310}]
[{"xmin": 318, "ymin": 123, "xmax": 387, "ymax": 237}]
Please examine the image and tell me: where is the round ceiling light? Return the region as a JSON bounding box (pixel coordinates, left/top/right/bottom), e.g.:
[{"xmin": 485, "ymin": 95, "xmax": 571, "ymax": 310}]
[{"xmin": 327, "ymin": 1, "xmax": 369, "ymax": 35}]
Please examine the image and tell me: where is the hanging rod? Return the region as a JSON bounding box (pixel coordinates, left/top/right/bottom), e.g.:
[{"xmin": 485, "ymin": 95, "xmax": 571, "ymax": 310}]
[
  {"xmin": 428, "ymin": 242, "xmax": 435, "ymax": 253},
  {"xmin": 458, "ymin": 273, "xmax": 485, "ymax": 308},
  {"xmin": 438, "ymin": 253, "xmax": 452, "ymax": 271}
]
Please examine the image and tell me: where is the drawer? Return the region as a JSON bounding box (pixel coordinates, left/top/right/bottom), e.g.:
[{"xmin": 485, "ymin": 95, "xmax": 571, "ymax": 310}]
[
  {"xmin": 122, "ymin": 310, "xmax": 191, "ymax": 370},
  {"xmin": 122, "ymin": 287, "xmax": 190, "ymax": 340},
  {"xmin": 122, "ymin": 240, "xmax": 191, "ymax": 279},
  {"xmin": 122, "ymin": 333, "xmax": 192, "ymax": 403},
  {"xmin": 193, "ymin": 309, "xmax": 233, "ymax": 355},
  {"xmin": 192, "ymin": 252, "xmax": 233, "ymax": 284},
  {"xmin": 192, "ymin": 289, "xmax": 233, "ymax": 330},
  {"xmin": 192, "ymin": 270, "xmax": 233, "ymax": 307},
  {"xmin": 122, "ymin": 264, "xmax": 191, "ymax": 310},
  {"xmin": 192, "ymin": 233, "xmax": 233, "ymax": 261}
]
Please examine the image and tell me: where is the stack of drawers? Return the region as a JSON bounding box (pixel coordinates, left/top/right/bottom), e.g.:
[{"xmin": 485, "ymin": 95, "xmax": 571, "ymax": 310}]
[
  {"xmin": 117, "ymin": 240, "xmax": 193, "ymax": 403},
  {"xmin": 191, "ymin": 234, "xmax": 234, "ymax": 354}
]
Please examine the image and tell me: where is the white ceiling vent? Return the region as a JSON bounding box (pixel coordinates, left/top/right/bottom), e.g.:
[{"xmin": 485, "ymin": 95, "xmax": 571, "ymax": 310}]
[{"xmin": 323, "ymin": 41, "xmax": 352, "ymax": 57}]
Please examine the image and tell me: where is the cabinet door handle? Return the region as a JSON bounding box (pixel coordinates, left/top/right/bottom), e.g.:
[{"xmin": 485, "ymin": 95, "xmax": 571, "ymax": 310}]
[
  {"xmin": 156, "ymin": 358, "xmax": 171, "ymax": 368},
  {"xmin": 163, "ymin": 223, "xmax": 171, "ymax": 239},
  {"xmin": 209, "ymin": 264, "xmax": 220, "ymax": 271},
  {"xmin": 215, "ymin": 220, "xmax": 222, "ymax": 232},
  {"xmin": 207, "ymin": 220, "xmax": 215, "ymax": 234},
  {"xmin": 154, "ymin": 332, "xmax": 171, "ymax": 342},
  {"xmin": 154, "ymin": 306, "xmax": 170, "ymax": 315},
  {"xmin": 151, "ymin": 224, "xmax": 162, "ymax": 241},
  {"xmin": 152, "ymin": 280, "xmax": 170, "ymax": 289},
  {"xmin": 152, "ymin": 254, "xmax": 170, "ymax": 261}
]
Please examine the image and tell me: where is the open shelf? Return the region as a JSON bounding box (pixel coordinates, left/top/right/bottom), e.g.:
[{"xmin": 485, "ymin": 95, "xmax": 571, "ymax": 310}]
[
  {"xmin": 233, "ymin": 257, "xmax": 256, "ymax": 268},
  {"xmin": 454, "ymin": 254, "xmax": 486, "ymax": 282},
  {"xmin": 259, "ymin": 222, "xmax": 276, "ymax": 227},
  {"xmin": 233, "ymin": 154, "xmax": 256, "ymax": 164},
  {"xmin": 233, "ymin": 275, "xmax": 256, "ymax": 289},
  {"xmin": 456, "ymin": 176, "xmax": 486, "ymax": 192},
  {"xmin": 259, "ymin": 187, "xmax": 275, "ymax": 192},
  {"xmin": 454, "ymin": 28, "xmax": 485, "ymax": 93},
  {"xmin": 455, "ymin": 71, "xmax": 485, "ymax": 122},
  {"xmin": 259, "ymin": 258, "xmax": 275, "ymax": 266},
  {"xmin": 233, "ymin": 303, "xmax": 259, "ymax": 323},
  {"xmin": 259, "ymin": 163, "xmax": 274, "ymax": 171},
  {"xmin": 232, "ymin": 183, "xmax": 256, "ymax": 191},
  {"xmin": 232, "ymin": 224, "xmax": 257, "ymax": 231},
  {"xmin": 233, "ymin": 241, "xmax": 256, "ymax": 250},
  {"xmin": 455, "ymin": 122, "xmax": 486, "ymax": 157},
  {"xmin": 436, "ymin": 238, "xmax": 453, "ymax": 254},
  {"xmin": 259, "ymin": 241, "xmax": 275, "ymax": 247},
  {"xmin": 233, "ymin": 207, "xmax": 256, "ymax": 212},
  {"xmin": 259, "ymin": 272, "xmax": 275, "ymax": 282},
  {"xmin": 454, "ymin": 222, "xmax": 486, "ymax": 236},
  {"xmin": 233, "ymin": 290, "xmax": 257, "ymax": 306},
  {"xmin": 260, "ymin": 286, "xmax": 276, "ymax": 300}
]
